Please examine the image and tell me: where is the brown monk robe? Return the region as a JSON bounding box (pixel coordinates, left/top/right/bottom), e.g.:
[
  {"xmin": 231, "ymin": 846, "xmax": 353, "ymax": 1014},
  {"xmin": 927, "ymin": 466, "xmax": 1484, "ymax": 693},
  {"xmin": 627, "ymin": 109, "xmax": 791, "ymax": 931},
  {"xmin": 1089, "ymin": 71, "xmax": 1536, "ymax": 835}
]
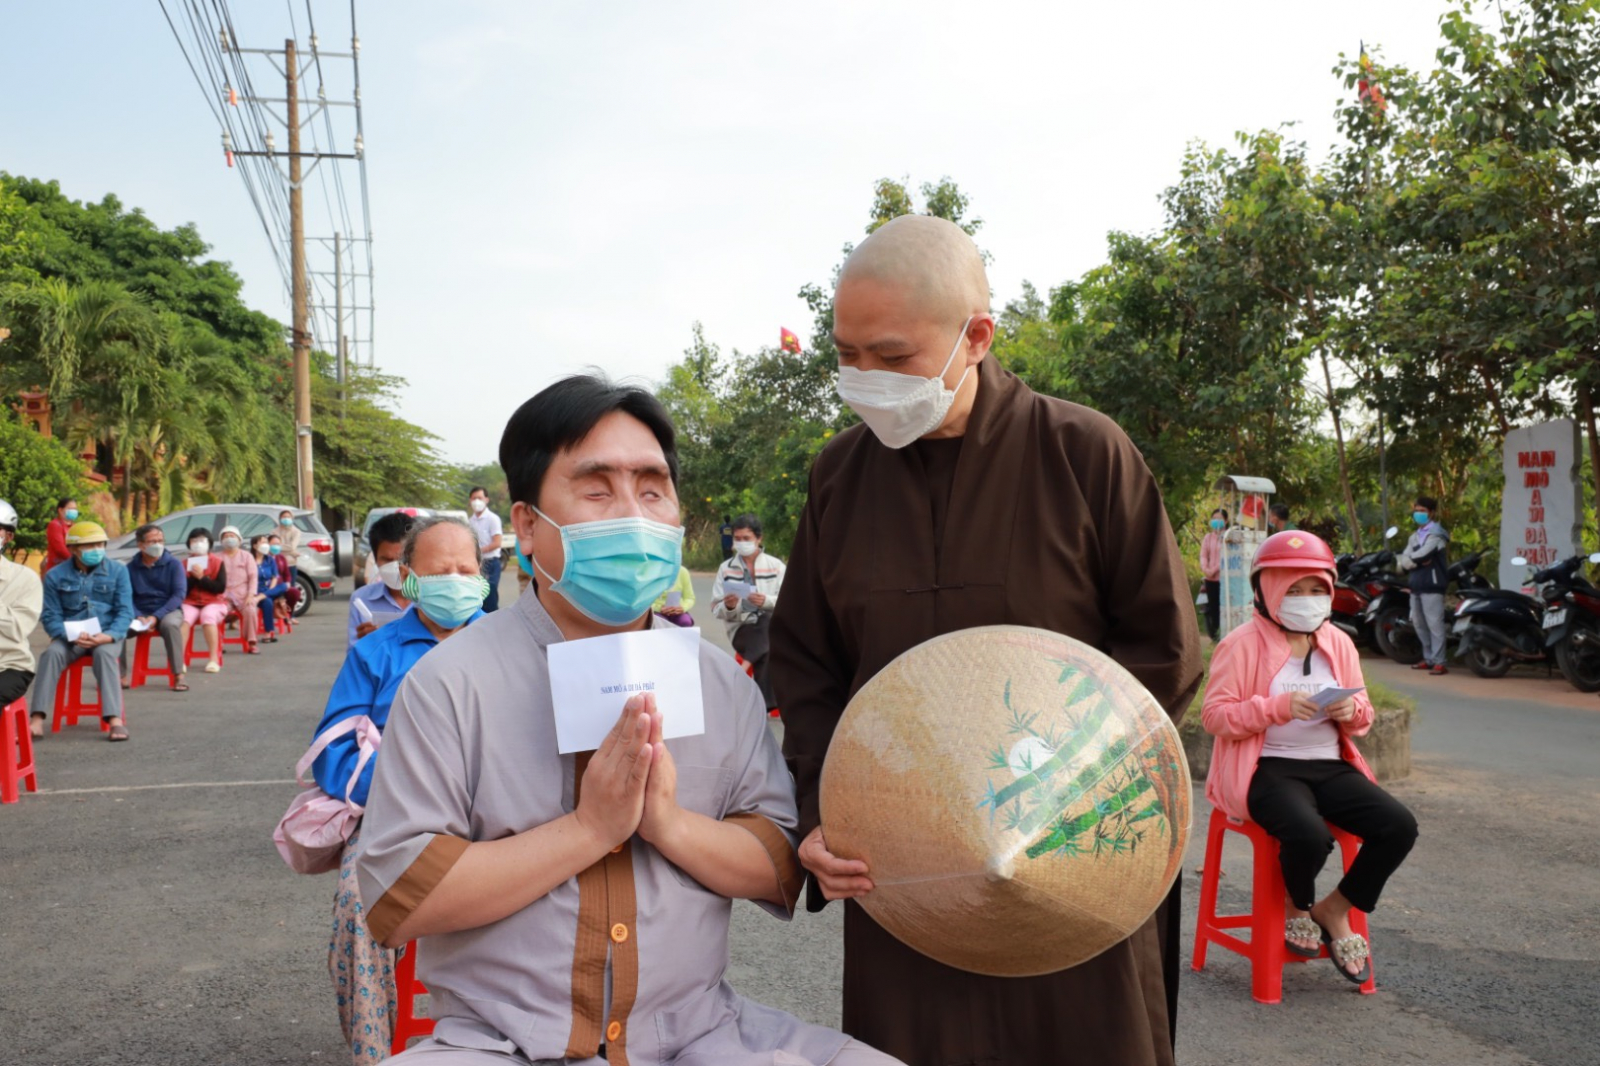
[{"xmin": 771, "ymin": 349, "xmax": 1203, "ymax": 1065}]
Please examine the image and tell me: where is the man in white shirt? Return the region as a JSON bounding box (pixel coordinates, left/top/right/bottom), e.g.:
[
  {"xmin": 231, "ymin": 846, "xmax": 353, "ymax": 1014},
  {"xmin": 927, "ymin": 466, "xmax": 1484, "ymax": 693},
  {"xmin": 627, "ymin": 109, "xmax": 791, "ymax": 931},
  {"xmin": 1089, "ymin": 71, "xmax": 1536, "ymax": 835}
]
[{"xmin": 468, "ymin": 487, "xmax": 504, "ymax": 613}]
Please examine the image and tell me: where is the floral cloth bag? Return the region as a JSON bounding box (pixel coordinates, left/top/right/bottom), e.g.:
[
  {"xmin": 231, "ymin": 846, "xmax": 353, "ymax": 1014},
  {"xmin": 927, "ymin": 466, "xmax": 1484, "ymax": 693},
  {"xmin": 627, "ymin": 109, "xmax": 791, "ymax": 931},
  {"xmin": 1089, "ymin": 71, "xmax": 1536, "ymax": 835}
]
[{"xmin": 273, "ymin": 715, "xmax": 381, "ymax": 874}]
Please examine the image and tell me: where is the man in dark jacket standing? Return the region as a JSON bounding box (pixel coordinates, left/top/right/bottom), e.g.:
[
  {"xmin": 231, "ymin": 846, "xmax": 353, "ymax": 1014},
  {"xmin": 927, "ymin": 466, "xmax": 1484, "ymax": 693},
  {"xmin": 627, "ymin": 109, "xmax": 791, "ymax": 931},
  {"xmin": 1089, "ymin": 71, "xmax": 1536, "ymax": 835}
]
[
  {"xmin": 121, "ymin": 523, "xmax": 190, "ymax": 692},
  {"xmin": 1398, "ymin": 494, "xmax": 1451, "ymax": 675}
]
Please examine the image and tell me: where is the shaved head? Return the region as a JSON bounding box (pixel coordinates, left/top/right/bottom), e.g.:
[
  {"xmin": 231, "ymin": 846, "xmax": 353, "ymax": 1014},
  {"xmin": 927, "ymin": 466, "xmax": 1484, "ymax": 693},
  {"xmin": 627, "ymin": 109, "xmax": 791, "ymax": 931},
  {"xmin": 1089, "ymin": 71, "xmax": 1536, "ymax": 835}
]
[{"xmin": 836, "ymin": 214, "xmax": 990, "ymax": 321}]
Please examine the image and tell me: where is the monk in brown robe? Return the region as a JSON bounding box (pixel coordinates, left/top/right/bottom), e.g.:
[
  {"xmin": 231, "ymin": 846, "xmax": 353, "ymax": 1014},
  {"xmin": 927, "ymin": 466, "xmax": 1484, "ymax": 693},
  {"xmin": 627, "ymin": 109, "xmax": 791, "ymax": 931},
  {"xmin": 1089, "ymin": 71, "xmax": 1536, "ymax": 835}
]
[{"xmin": 771, "ymin": 215, "xmax": 1204, "ymax": 1066}]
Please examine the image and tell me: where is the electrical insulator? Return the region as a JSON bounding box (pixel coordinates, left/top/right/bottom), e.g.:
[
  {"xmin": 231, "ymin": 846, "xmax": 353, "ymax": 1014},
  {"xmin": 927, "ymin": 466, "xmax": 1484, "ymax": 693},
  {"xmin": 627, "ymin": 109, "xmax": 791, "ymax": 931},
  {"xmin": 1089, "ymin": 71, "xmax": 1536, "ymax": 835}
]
[
  {"xmin": 226, "ymin": 84, "xmax": 238, "ymax": 106},
  {"xmin": 351, "ymin": 36, "xmax": 360, "ymax": 56},
  {"xmin": 265, "ymin": 131, "xmax": 277, "ymax": 153},
  {"xmin": 310, "ymin": 33, "xmax": 319, "ymax": 52},
  {"xmin": 219, "ymin": 28, "xmax": 229, "ymax": 51},
  {"xmin": 353, "ymin": 134, "xmax": 364, "ymax": 157},
  {"xmin": 222, "ymin": 130, "xmax": 235, "ymax": 168}
]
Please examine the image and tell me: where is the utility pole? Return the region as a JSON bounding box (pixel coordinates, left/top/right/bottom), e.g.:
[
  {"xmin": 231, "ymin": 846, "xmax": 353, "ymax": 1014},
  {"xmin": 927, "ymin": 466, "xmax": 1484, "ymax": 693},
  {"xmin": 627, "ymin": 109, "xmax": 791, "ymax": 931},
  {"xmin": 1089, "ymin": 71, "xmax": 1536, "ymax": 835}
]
[
  {"xmin": 287, "ymin": 37, "xmax": 314, "ymax": 513},
  {"xmin": 334, "ymin": 230, "xmax": 346, "ymax": 421}
]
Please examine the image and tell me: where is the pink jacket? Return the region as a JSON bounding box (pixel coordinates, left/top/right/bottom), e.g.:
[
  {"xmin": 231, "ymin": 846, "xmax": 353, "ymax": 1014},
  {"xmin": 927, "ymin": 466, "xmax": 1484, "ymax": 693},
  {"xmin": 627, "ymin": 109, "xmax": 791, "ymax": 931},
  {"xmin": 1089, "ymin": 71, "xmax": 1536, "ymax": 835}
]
[
  {"xmin": 1200, "ymin": 531, "xmax": 1223, "ymax": 582},
  {"xmin": 1201, "ymin": 614, "xmax": 1376, "ymax": 820}
]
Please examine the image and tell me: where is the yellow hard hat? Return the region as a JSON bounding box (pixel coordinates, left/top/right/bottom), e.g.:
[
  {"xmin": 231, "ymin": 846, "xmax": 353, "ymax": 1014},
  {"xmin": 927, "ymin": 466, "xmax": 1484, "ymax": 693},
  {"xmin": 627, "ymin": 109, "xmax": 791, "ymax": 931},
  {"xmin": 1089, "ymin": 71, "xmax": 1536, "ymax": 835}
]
[{"xmin": 65, "ymin": 520, "xmax": 109, "ymax": 546}]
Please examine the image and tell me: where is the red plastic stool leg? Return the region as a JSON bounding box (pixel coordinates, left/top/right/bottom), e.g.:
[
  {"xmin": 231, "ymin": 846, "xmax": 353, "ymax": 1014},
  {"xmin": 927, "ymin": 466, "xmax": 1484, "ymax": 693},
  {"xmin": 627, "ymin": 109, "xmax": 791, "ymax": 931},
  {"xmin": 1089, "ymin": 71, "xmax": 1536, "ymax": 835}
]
[
  {"xmin": 2, "ymin": 699, "xmax": 38, "ymax": 803},
  {"xmin": 391, "ymin": 940, "xmax": 435, "ymax": 1053}
]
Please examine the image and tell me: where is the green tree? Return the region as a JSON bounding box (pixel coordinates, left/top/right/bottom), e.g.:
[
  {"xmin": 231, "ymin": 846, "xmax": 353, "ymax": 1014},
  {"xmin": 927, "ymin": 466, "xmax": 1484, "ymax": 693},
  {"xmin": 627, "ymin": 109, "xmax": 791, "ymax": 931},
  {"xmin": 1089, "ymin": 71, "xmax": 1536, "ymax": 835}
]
[{"xmin": 0, "ymin": 411, "xmax": 89, "ymax": 553}]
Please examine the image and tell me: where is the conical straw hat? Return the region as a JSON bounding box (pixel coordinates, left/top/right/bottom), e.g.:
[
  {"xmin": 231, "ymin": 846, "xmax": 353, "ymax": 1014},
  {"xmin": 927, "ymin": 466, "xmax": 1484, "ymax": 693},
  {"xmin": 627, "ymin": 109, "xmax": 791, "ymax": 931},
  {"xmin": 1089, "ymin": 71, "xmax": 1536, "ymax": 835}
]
[{"xmin": 820, "ymin": 625, "xmax": 1191, "ymax": 977}]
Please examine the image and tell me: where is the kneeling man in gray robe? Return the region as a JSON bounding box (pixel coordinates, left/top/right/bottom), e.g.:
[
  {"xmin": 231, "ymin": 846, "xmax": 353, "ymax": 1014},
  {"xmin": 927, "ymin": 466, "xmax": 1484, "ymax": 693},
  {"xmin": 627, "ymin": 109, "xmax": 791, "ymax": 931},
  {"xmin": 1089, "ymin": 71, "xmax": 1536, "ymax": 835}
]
[{"xmin": 358, "ymin": 375, "xmax": 899, "ymax": 1066}]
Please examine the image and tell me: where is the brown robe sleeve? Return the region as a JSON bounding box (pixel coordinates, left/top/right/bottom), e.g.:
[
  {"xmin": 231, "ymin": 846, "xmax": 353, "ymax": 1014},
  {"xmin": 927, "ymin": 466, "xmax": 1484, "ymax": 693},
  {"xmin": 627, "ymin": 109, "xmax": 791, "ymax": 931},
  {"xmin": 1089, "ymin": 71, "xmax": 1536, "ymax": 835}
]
[
  {"xmin": 770, "ymin": 455, "xmax": 852, "ymax": 848},
  {"xmin": 1073, "ymin": 412, "xmax": 1204, "ymax": 721}
]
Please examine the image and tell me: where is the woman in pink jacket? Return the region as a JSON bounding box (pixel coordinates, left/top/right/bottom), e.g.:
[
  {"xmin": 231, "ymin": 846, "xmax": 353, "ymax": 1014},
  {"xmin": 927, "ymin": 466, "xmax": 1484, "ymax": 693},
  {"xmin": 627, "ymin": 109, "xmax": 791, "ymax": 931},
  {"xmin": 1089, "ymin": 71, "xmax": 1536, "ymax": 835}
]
[{"xmin": 1202, "ymin": 530, "xmax": 1417, "ymax": 985}]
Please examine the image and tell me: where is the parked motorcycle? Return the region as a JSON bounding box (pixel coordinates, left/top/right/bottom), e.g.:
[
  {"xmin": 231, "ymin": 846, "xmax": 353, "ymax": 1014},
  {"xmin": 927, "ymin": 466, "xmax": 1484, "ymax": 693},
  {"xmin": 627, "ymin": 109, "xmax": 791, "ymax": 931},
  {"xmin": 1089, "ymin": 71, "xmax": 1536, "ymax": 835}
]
[
  {"xmin": 1331, "ymin": 547, "xmax": 1397, "ymax": 648},
  {"xmin": 1369, "ymin": 538, "xmax": 1491, "ymax": 666},
  {"xmin": 1531, "ymin": 552, "xmax": 1600, "ymax": 691},
  {"xmin": 1451, "ymin": 553, "xmax": 1600, "ymax": 679}
]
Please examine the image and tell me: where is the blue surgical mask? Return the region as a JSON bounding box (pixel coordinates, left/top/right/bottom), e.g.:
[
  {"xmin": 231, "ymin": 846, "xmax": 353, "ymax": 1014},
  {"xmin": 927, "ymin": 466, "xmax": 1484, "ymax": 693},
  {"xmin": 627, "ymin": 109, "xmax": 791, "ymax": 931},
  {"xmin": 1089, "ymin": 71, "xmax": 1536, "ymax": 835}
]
[
  {"xmin": 1209, "ymin": 518, "xmax": 1225, "ymax": 531},
  {"xmin": 401, "ymin": 572, "xmax": 488, "ymax": 629},
  {"xmin": 529, "ymin": 506, "xmax": 685, "ymax": 626},
  {"xmin": 280, "ymin": 516, "xmax": 293, "ymax": 526},
  {"xmin": 1412, "ymin": 511, "xmax": 1429, "ymax": 527},
  {"xmin": 269, "ymin": 544, "xmax": 282, "ymax": 555},
  {"xmin": 64, "ymin": 509, "xmax": 79, "ymax": 521},
  {"xmin": 80, "ymin": 548, "xmax": 105, "ymax": 567}
]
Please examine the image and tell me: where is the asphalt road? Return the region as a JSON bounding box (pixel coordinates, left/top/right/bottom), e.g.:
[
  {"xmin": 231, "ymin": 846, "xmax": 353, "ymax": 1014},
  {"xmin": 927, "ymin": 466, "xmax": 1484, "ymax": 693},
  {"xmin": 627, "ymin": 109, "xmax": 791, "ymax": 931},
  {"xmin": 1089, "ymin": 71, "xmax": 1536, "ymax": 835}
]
[{"xmin": 1, "ymin": 573, "xmax": 1596, "ymax": 1065}]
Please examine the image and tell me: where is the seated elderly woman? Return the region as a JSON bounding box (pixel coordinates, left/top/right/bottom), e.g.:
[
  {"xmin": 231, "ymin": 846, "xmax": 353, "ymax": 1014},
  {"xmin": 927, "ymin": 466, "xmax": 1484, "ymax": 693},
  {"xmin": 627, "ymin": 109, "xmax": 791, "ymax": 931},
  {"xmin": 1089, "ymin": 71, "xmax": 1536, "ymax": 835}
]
[
  {"xmin": 1202, "ymin": 530, "xmax": 1418, "ymax": 984},
  {"xmin": 181, "ymin": 528, "xmax": 229, "ymax": 674},
  {"xmin": 252, "ymin": 535, "xmax": 291, "ymax": 643},
  {"xmin": 216, "ymin": 524, "xmax": 261, "ymax": 653}
]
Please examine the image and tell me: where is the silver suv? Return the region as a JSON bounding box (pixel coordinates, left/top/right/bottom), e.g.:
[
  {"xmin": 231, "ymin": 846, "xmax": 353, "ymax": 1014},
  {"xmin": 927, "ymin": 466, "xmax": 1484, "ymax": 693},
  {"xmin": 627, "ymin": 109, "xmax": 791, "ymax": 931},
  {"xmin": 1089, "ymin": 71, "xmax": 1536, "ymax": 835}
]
[{"xmin": 107, "ymin": 504, "xmax": 353, "ymax": 616}]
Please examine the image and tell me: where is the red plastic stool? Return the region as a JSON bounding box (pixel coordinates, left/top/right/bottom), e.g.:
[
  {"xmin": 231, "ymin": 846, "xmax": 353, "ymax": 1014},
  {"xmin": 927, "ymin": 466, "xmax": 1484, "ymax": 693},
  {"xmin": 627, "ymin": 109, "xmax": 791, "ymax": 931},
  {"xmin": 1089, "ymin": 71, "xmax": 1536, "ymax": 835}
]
[
  {"xmin": 52, "ymin": 655, "xmax": 108, "ymax": 733},
  {"xmin": 732, "ymin": 653, "xmax": 780, "ymax": 718},
  {"xmin": 2, "ymin": 698, "xmax": 38, "ymax": 803},
  {"xmin": 219, "ymin": 612, "xmax": 253, "ymax": 653},
  {"xmin": 391, "ymin": 940, "xmax": 435, "ymax": 1053},
  {"xmin": 128, "ymin": 629, "xmax": 176, "ymax": 689},
  {"xmin": 185, "ymin": 623, "xmax": 225, "ymax": 666},
  {"xmin": 1192, "ymin": 807, "xmax": 1377, "ymax": 1003}
]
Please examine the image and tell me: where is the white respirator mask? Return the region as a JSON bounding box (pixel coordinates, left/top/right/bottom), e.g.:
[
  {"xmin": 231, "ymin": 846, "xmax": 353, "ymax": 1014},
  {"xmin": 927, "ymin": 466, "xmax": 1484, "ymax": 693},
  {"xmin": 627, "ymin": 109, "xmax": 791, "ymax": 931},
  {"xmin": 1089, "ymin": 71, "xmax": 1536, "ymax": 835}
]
[
  {"xmin": 836, "ymin": 316, "xmax": 977, "ymax": 449},
  {"xmin": 1276, "ymin": 595, "xmax": 1332, "ymax": 633}
]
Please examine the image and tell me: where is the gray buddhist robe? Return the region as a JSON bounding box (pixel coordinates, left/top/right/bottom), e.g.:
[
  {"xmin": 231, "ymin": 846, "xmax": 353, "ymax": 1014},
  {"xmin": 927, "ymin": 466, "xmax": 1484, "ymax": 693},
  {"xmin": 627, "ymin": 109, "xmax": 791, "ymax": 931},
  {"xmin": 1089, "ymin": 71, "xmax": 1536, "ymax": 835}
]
[
  {"xmin": 356, "ymin": 592, "xmax": 849, "ymax": 1066},
  {"xmin": 771, "ymin": 354, "xmax": 1204, "ymax": 1066}
]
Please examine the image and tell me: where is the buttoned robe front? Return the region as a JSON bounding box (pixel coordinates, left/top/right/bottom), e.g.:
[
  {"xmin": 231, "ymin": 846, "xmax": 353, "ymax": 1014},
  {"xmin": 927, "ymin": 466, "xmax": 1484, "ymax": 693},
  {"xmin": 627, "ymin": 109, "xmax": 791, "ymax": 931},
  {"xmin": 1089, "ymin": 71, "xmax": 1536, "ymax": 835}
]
[
  {"xmin": 770, "ymin": 355, "xmax": 1204, "ymax": 1066},
  {"xmin": 357, "ymin": 593, "xmax": 848, "ymax": 1066}
]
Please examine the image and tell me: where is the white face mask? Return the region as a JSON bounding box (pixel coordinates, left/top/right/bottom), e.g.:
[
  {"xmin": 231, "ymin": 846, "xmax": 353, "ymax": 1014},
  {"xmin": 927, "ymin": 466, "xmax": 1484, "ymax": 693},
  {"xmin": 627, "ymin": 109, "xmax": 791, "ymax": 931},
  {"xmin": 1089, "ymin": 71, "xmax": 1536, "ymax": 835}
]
[
  {"xmin": 733, "ymin": 540, "xmax": 759, "ymax": 558},
  {"xmin": 1276, "ymin": 595, "xmax": 1332, "ymax": 633},
  {"xmin": 379, "ymin": 560, "xmax": 404, "ymax": 591},
  {"xmin": 470, "ymin": 498, "xmax": 487, "ymax": 514},
  {"xmin": 835, "ymin": 316, "xmax": 977, "ymax": 449},
  {"xmin": 221, "ymin": 536, "xmax": 241, "ymax": 551}
]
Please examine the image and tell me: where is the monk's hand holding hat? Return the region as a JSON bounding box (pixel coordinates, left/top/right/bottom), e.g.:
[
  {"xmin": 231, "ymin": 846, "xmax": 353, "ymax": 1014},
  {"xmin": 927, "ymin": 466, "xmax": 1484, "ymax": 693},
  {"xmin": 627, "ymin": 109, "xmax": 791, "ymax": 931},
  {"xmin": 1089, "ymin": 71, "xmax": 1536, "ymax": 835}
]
[
  {"xmin": 798, "ymin": 826, "xmax": 874, "ymax": 901},
  {"xmin": 574, "ymin": 695, "xmax": 655, "ymax": 850}
]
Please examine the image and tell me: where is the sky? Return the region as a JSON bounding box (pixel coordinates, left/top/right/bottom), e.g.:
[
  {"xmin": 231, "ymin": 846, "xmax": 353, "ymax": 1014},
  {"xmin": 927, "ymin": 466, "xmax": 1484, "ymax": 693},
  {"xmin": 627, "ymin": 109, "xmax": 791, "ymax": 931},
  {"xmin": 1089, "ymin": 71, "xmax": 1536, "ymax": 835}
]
[{"xmin": 1, "ymin": 1, "xmax": 1450, "ymax": 467}]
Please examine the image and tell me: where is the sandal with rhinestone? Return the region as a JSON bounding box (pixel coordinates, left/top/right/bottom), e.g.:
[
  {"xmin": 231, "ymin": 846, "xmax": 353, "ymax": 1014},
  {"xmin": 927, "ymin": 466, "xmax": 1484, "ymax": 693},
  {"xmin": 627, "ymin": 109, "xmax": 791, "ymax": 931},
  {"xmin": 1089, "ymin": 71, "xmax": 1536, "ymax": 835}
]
[
  {"xmin": 1285, "ymin": 915, "xmax": 1321, "ymax": 958},
  {"xmin": 1320, "ymin": 926, "xmax": 1371, "ymax": 984}
]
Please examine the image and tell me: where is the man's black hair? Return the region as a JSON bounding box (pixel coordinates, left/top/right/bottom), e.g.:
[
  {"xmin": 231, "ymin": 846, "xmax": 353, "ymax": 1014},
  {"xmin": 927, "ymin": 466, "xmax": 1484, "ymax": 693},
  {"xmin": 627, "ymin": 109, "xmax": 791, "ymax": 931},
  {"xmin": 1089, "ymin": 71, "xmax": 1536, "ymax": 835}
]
[
  {"xmin": 1415, "ymin": 495, "xmax": 1438, "ymax": 512},
  {"xmin": 57, "ymin": 497, "xmax": 77, "ymax": 511},
  {"xmin": 369, "ymin": 511, "xmax": 417, "ymax": 551},
  {"xmin": 731, "ymin": 513, "xmax": 763, "ymax": 537},
  {"xmin": 1269, "ymin": 503, "xmax": 1291, "ymax": 521},
  {"xmin": 134, "ymin": 523, "xmax": 162, "ymax": 543},
  {"xmin": 469, "ymin": 486, "xmax": 488, "ymax": 497},
  {"xmin": 500, "ymin": 375, "xmax": 679, "ymax": 507}
]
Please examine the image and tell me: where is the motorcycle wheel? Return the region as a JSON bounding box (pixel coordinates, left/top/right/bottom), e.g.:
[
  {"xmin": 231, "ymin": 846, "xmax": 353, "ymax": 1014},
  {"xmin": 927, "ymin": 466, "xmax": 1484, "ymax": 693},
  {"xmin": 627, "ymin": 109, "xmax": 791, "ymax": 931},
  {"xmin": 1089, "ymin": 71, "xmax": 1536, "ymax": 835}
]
[
  {"xmin": 1555, "ymin": 632, "xmax": 1600, "ymax": 692},
  {"xmin": 1465, "ymin": 647, "xmax": 1512, "ymax": 679},
  {"xmin": 1374, "ymin": 608, "xmax": 1425, "ymax": 666}
]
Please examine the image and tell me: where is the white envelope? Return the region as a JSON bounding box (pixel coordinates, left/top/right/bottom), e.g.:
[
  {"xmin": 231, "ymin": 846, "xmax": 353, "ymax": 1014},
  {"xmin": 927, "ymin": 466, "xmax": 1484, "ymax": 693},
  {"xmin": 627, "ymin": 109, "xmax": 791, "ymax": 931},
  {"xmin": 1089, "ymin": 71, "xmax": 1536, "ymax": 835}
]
[
  {"xmin": 64, "ymin": 617, "xmax": 103, "ymax": 642},
  {"xmin": 723, "ymin": 580, "xmax": 756, "ymax": 599},
  {"xmin": 547, "ymin": 626, "xmax": 706, "ymax": 754}
]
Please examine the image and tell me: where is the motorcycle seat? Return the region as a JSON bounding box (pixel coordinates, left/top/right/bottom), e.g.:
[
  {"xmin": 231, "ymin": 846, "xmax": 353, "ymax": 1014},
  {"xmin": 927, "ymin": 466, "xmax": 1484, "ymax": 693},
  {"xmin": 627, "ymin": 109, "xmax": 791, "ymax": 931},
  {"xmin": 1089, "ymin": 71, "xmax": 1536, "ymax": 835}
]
[{"xmin": 1460, "ymin": 588, "xmax": 1542, "ymax": 611}]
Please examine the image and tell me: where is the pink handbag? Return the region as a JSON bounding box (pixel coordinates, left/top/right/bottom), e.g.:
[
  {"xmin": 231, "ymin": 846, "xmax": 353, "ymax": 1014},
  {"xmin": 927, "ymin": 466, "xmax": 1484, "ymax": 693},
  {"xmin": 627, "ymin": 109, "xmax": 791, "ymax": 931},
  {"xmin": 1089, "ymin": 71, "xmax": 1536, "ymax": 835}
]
[{"xmin": 272, "ymin": 716, "xmax": 381, "ymax": 874}]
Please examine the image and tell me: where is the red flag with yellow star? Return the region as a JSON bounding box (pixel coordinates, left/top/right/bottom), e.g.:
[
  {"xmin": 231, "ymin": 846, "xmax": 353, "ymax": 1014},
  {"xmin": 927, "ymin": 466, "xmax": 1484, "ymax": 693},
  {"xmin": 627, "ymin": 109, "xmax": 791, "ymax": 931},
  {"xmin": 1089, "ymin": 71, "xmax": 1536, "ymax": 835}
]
[{"xmin": 780, "ymin": 327, "xmax": 802, "ymax": 354}]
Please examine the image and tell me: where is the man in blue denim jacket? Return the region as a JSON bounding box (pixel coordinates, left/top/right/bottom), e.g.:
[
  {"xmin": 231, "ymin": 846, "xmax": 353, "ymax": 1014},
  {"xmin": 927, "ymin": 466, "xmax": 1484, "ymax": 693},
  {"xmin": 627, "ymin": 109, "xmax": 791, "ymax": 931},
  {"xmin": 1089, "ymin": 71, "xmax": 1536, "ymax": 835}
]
[{"xmin": 30, "ymin": 521, "xmax": 135, "ymax": 741}]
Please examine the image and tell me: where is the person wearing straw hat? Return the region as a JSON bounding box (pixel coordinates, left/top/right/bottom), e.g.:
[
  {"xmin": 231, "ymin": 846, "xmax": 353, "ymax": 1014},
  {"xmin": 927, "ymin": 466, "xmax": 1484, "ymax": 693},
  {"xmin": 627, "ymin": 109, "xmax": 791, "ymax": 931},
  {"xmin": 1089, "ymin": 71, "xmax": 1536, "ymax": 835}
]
[
  {"xmin": 770, "ymin": 215, "xmax": 1203, "ymax": 1066},
  {"xmin": 1202, "ymin": 530, "xmax": 1416, "ymax": 984},
  {"xmin": 31, "ymin": 520, "xmax": 134, "ymax": 741}
]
